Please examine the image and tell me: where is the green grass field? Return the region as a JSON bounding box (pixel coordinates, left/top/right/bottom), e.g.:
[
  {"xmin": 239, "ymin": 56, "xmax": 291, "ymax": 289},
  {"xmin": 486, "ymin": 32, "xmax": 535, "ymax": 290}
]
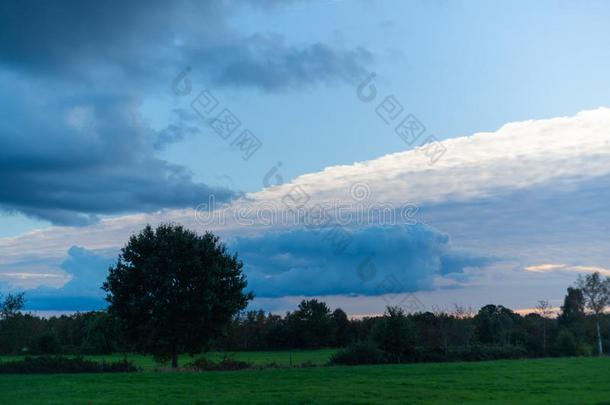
[
  {"xmin": 0, "ymin": 349, "xmax": 337, "ymax": 371},
  {"xmin": 0, "ymin": 354, "xmax": 609, "ymax": 404}
]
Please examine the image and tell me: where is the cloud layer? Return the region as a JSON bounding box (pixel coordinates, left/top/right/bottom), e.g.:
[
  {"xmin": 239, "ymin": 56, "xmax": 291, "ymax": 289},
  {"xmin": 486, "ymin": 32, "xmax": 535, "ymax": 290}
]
[
  {"xmin": 0, "ymin": 108, "xmax": 609, "ymax": 311},
  {"xmin": 234, "ymin": 224, "xmax": 492, "ymax": 297},
  {"xmin": 0, "ymin": 0, "xmax": 370, "ymax": 225}
]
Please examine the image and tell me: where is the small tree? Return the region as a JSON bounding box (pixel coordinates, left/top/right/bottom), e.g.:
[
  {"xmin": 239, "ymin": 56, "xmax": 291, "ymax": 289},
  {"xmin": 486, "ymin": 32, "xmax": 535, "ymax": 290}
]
[
  {"xmin": 452, "ymin": 304, "xmax": 475, "ymax": 350},
  {"xmin": 332, "ymin": 308, "xmax": 351, "ymax": 347},
  {"xmin": 371, "ymin": 306, "xmax": 416, "ymax": 363},
  {"xmin": 576, "ymin": 272, "xmax": 610, "ymax": 356},
  {"xmin": 103, "ymin": 224, "xmax": 253, "ymax": 368},
  {"xmin": 287, "ymin": 299, "xmax": 335, "ymax": 349},
  {"xmin": 557, "ymin": 287, "xmax": 586, "ymax": 337},
  {"xmin": 0, "ymin": 292, "xmax": 24, "ymax": 319},
  {"xmin": 535, "ymin": 300, "xmax": 553, "ymax": 356}
]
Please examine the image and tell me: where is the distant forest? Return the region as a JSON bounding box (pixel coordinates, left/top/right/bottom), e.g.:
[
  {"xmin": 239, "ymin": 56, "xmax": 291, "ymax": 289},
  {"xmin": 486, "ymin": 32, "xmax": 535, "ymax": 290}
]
[{"xmin": 0, "ymin": 284, "xmax": 607, "ymax": 364}]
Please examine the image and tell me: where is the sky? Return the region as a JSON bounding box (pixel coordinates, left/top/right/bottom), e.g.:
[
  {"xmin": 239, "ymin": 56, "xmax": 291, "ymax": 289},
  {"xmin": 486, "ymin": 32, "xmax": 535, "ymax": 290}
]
[{"xmin": 1, "ymin": 0, "xmax": 610, "ymax": 315}]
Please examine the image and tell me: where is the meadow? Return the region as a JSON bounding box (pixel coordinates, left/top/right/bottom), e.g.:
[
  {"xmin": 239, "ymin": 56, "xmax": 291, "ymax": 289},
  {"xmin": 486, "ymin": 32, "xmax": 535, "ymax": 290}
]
[
  {"xmin": 0, "ymin": 354, "xmax": 609, "ymax": 404},
  {"xmin": 0, "ymin": 349, "xmax": 337, "ymax": 371}
]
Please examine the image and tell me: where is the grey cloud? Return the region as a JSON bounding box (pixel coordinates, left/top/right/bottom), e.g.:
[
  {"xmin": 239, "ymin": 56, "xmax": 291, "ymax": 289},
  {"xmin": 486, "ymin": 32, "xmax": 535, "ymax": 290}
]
[
  {"xmin": 0, "ymin": 85, "xmax": 233, "ymax": 225},
  {"xmin": 0, "ymin": 1, "xmax": 371, "ymax": 223},
  {"xmin": 210, "ymin": 39, "xmax": 372, "ymax": 91},
  {"xmin": 0, "ymin": 1, "xmax": 371, "ymax": 91},
  {"xmin": 231, "ymin": 224, "xmax": 493, "ymax": 298}
]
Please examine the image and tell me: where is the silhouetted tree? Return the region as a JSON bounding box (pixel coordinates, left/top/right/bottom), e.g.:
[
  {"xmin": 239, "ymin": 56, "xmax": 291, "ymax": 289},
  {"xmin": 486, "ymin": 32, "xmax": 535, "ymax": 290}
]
[
  {"xmin": 103, "ymin": 224, "xmax": 252, "ymax": 368},
  {"xmin": 0, "ymin": 292, "xmax": 24, "ymax": 319},
  {"xmin": 451, "ymin": 304, "xmax": 475, "ymax": 350},
  {"xmin": 535, "ymin": 300, "xmax": 553, "ymax": 356},
  {"xmin": 332, "ymin": 308, "xmax": 351, "ymax": 347},
  {"xmin": 287, "ymin": 299, "xmax": 335, "ymax": 348},
  {"xmin": 557, "ymin": 287, "xmax": 586, "ymax": 339},
  {"xmin": 371, "ymin": 306, "xmax": 415, "ymax": 363},
  {"xmin": 474, "ymin": 305, "xmax": 518, "ymax": 345},
  {"xmin": 577, "ymin": 272, "xmax": 610, "ymax": 355}
]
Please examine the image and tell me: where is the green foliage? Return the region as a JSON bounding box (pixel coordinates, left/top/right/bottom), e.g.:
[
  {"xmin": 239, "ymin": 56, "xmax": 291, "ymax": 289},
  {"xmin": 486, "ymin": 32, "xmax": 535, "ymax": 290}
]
[
  {"xmin": 0, "ymin": 356, "xmax": 137, "ymax": 374},
  {"xmin": 371, "ymin": 306, "xmax": 416, "ymax": 363},
  {"xmin": 103, "ymin": 224, "xmax": 253, "ymax": 367},
  {"xmin": 332, "ymin": 308, "xmax": 351, "ymax": 347},
  {"xmin": 329, "ymin": 341, "xmax": 386, "ymax": 365},
  {"xmin": 286, "ymin": 299, "xmax": 336, "ymax": 349},
  {"xmin": 474, "ymin": 305, "xmax": 520, "ymax": 345},
  {"xmin": 36, "ymin": 332, "xmax": 60, "ymax": 355},
  {"xmin": 554, "ymin": 328, "xmax": 590, "ymax": 356}
]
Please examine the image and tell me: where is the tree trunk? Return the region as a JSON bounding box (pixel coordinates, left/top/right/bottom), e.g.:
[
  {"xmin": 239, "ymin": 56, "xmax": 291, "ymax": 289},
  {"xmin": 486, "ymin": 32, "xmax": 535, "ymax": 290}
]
[
  {"xmin": 596, "ymin": 318, "xmax": 603, "ymax": 356},
  {"xmin": 171, "ymin": 349, "xmax": 179, "ymax": 369}
]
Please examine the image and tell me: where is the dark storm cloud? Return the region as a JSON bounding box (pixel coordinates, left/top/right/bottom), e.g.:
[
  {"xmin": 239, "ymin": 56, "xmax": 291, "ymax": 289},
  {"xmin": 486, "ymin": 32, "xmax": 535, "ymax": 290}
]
[
  {"xmin": 231, "ymin": 224, "xmax": 492, "ymax": 297},
  {"xmin": 208, "ymin": 37, "xmax": 372, "ymax": 91},
  {"xmin": 0, "ymin": 82, "xmax": 233, "ymax": 225},
  {"xmin": 0, "ymin": 0, "xmax": 370, "ymax": 89},
  {"xmin": 12, "ymin": 224, "xmax": 491, "ymax": 311},
  {"xmin": 0, "ymin": 1, "xmax": 370, "ymax": 224}
]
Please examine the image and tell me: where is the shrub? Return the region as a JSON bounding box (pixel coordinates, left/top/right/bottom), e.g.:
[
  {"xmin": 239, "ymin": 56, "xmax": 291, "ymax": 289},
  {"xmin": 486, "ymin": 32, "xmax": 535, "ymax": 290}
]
[
  {"xmin": 408, "ymin": 345, "xmax": 526, "ymax": 363},
  {"xmin": 184, "ymin": 356, "xmax": 252, "ymax": 371},
  {"xmin": 577, "ymin": 343, "xmax": 593, "ymax": 356},
  {"xmin": 453, "ymin": 345, "xmax": 526, "ymax": 361},
  {"xmin": 555, "ymin": 329, "xmax": 579, "ymax": 356},
  {"xmin": 329, "ymin": 341, "xmax": 387, "ymax": 365},
  {"xmin": 555, "ymin": 329, "xmax": 591, "ymax": 357},
  {"xmin": 0, "ymin": 356, "xmax": 138, "ymax": 374}
]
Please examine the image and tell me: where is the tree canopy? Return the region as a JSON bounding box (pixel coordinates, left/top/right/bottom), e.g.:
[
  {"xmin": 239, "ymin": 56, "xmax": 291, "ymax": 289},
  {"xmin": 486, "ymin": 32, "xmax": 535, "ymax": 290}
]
[{"xmin": 103, "ymin": 224, "xmax": 253, "ymax": 368}]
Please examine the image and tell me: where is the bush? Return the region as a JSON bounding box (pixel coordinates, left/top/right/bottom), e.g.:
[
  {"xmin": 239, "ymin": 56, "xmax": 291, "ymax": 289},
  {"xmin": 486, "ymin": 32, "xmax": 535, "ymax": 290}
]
[
  {"xmin": 184, "ymin": 356, "xmax": 252, "ymax": 371},
  {"xmin": 555, "ymin": 329, "xmax": 591, "ymax": 357},
  {"xmin": 329, "ymin": 341, "xmax": 387, "ymax": 365},
  {"xmin": 0, "ymin": 356, "xmax": 138, "ymax": 374},
  {"xmin": 408, "ymin": 345, "xmax": 527, "ymax": 363},
  {"xmin": 555, "ymin": 329, "xmax": 579, "ymax": 356}
]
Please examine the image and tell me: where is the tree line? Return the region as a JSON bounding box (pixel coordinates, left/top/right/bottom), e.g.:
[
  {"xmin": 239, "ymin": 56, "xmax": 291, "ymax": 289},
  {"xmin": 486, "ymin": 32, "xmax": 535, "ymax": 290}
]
[
  {"xmin": 0, "ymin": 285, "xmax": 608, "ymax": 362},
  {"xmin": 1, "ymin": 224, "xmax": 608, "ymax": 367}
]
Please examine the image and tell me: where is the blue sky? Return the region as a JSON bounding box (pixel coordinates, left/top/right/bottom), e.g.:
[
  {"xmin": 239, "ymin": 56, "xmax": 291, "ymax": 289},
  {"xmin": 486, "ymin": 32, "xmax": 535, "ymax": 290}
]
[{"xmin": 1, "ymin": 0, "xmax": 610, "ymax": 314}]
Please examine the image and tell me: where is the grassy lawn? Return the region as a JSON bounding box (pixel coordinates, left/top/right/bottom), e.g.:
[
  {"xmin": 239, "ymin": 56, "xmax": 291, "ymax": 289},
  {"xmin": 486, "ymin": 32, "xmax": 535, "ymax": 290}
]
[
  {"xmin": 0, "ymin": 356, "xmax": 609, "ymax": 404},
  {"xmin": 0, "ymin": 349, "xmax": 337, "ymax": 371}
]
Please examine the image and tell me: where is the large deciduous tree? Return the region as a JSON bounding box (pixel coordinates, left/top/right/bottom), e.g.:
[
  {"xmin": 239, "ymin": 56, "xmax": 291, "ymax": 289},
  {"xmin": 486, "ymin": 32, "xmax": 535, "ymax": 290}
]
[
  {"xmin": 576, "ymin": 272, "xmax": 610, "ymax": 356},
  {"xmin": 103, "ymin": 224, "xmax": 253, "ymax": 368}
]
